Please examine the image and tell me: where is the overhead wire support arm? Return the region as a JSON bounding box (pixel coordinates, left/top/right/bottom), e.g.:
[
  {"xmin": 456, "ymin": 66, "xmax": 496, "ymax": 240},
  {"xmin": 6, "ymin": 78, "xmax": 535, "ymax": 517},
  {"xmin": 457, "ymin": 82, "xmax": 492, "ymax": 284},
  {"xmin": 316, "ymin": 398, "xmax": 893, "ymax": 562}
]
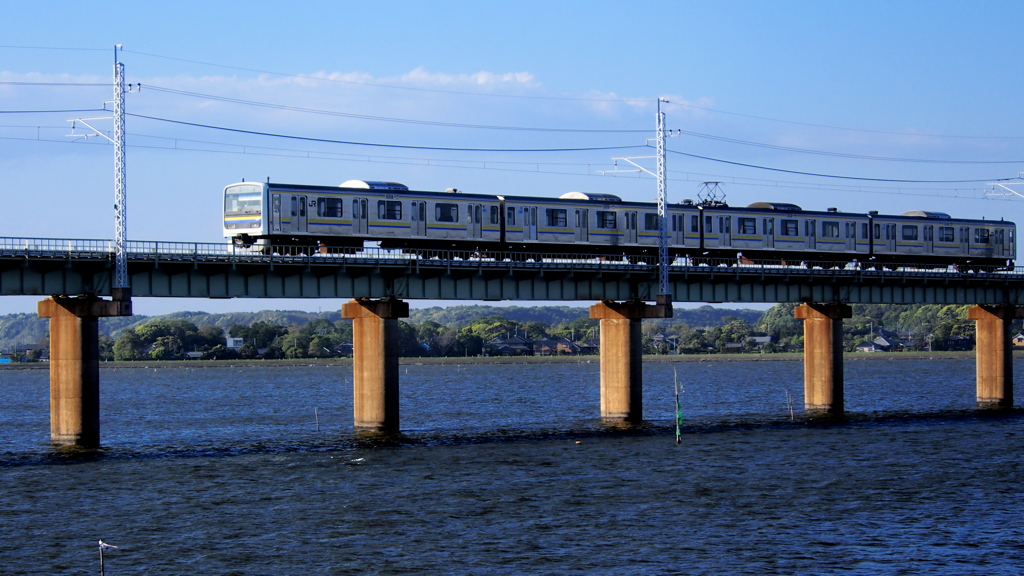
[
  {"xmin": 986, "ymin": 173, "xmax": 1024, "ymax": 199},
  {"xmin": 598, "ymin": 98, "xmax": 679, "ymax": 307},
  {"xmin": 66, "ymin": 44, "xmax": 138, "ymax": 301}
]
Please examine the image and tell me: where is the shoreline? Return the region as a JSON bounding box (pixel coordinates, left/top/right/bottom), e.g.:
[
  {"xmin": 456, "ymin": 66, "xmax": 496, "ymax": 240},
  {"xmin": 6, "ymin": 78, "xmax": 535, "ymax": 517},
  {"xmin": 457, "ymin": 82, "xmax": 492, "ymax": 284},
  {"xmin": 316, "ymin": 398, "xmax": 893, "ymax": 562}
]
[{"xmin": 0, "ymin": 350, "xmax": 983, "ymax": 370}]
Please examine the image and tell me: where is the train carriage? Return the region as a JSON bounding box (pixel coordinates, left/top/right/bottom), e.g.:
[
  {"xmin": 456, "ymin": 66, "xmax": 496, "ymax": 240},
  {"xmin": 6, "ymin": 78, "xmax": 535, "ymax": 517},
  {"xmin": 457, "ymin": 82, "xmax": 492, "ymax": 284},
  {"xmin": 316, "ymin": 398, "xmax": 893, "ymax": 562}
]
[
  {"xmin": 224, "ymin": 179, "xmax": 1016, "ymax": 269},
  {"xmin": 868, "ymin": 210, "xmax": 1015, "ymax": 269}
]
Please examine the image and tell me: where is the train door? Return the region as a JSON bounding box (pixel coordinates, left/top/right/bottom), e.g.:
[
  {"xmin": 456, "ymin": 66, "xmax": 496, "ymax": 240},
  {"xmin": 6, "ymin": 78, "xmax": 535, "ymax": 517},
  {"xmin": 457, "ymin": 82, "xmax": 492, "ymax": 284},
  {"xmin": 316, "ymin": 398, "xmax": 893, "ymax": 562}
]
[
  {"xmin": 467, "ymin": 203, "xmax": 483, "ymax": 239},
  {"xmin": 762, "ymin": 217, "xmax": 775, "ymax": 249},
  {"xmin": 574, "ymin": 208, "xmax": 589, "ymax": 242},
  {"xmin": 845, "ymin": 222, "xmax": 857, "ymax": 252},
  {"xmin": 922, "ymin": 225, "xmax": 934, "ymax": 254},
  {"xmin": 352, "ymin": 198, "xmax": 368, "ymax": 235},
  {"xmin": 525, "ymin": 207, "xmax": 538, "ymax": 240},
  {"xmin": 410, "ymin": 201, "xmax": 426, "ymax": 236},
  {"xmin": 718, "ymin": 216, "xmax": 731, "ymax": 247},
  {"xmin": 958, "ymin": 226, "xmax": 969, "ymax": 256},
  {"xmin": 886, "ymin": 223, "xmax": 897, "ymax": 253},
  {"xmin": 286, "ymin": 195, "xmax": 307, "ymax": 233},
  {"xmin": 624, "ymin": 211, "xmax": 637, "ymax": 243},
  {"xmin": 271, "ymin": 194, "xmax": 283, "ymax": 232},
  {"xmin": 805, "ymin": 219, "xmax": 816, "ymax": 250},
  {"xmin": 994, "ymin": 228, "xmax": 1005, "ymax": 258}
]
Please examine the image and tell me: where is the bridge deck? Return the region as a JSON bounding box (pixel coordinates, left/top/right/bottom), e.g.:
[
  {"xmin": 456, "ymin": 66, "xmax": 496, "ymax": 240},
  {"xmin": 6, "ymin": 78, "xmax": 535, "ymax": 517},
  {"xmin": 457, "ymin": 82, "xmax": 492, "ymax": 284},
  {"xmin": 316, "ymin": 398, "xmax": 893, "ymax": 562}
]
[{"xmin": 2, "ymin": 237, "xmax": 1022, "ymax": 304}]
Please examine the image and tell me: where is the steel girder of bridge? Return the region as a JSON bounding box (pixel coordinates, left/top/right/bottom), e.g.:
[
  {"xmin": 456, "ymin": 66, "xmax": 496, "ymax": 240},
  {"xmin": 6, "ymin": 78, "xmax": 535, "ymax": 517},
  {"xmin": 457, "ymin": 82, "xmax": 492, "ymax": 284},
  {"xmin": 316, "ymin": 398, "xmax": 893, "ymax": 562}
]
[{"xmin": 2, "ymin": 239, "xmax": 1024, "ymax": 305}]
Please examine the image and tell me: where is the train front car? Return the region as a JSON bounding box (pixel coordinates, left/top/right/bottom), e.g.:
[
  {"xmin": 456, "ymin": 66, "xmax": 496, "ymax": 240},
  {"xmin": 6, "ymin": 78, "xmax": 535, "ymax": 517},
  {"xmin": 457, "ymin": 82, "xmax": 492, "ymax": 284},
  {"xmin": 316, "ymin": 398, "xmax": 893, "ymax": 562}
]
[{"xmin": 223, "ymin": 182, "xmax": 268, "ymax": 247}]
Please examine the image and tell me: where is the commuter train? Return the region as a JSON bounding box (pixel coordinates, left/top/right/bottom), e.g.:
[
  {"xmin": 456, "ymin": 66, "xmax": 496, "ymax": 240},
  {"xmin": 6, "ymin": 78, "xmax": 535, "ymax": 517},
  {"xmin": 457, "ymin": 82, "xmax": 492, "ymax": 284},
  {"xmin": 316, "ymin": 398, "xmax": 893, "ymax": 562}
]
[{"xmin": 223, "ymin": 180, "xmax": 1016, "ymax": 269}]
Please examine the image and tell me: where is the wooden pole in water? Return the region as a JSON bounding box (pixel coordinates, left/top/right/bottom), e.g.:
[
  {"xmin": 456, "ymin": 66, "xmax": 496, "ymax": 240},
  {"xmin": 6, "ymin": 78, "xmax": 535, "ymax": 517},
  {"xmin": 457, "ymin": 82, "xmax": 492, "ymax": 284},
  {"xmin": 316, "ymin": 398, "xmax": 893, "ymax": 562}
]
[
  {"xmin": 315, "ymin": 408, "xmax": 320, "ymax": 431},
  {"xmin": 674, "ymin": 368, "xmax": 681, "ymax": 444}
]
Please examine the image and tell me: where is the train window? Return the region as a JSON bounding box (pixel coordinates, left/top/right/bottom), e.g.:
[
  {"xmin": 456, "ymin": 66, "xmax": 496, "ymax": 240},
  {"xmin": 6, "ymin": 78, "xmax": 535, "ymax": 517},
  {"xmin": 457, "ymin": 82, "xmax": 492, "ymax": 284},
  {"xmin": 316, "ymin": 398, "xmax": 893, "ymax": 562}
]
[
  {"xmin": 924, "ymin": 226, "xmax": 933, "ymax": 242},
  {"xmin": 435, "ymin": 203, "xmax": 458, "ymax": 223},
  {"xmin": 290, "ymin": 196, "xmax": 298, "ymax": 217},
  {"xmin": 974, "ymin": 228, "xmax": 990, "ymax": 244},
  {"xmin": 506, "ymin": 207, "xmax": 516, "ymax": 226},
  {"xmin": 705, "ymin": 215, "xmax": 713, "ymax": 232},
  {"xmin": 378, "ymin": 200, "xmax": 402, "ymax": 220},
  {"xmin": 901, "ymin": 225, "xmax": 918, "ymax": 241},
  {"xmin": 691, "ymin": 215, "xmax": 699, "ymax": 233},
  {"xmin": 547, "ymin": 208, "xmax": 568, "ymax": 227},
  {"xmin": 995, "ymin": 229, "xmax": 1004, "ymax": 245},
  {"xmin": 738, "ymin": 218, "xmax": 756, "ymax": 234},
  {"xmin": 874, "ymin": 223, "xmax": 880, "ymax": 239},
  {"xmin": 861, "ymin": 223, "xmax": 868, "ymax": 239},
  {"xmin": 317, "ymin": 198, "xmax": 343, "ymax": 218},
  {"xmin": 781, "ymin": 219, "xmax": 798, "ymax": 236},
  {"xmin": 938, "ymin": 227, "xmax": 954, "ymax": 242},
  {"xmin": 644, "ymin": 213, "xmax": 661, "ymax": 231},
  {"xmin": 763, "ymin": 218, "xmax": 774, "ymax": 236},
  {"xmin": 596, "ymin": 211, "xmax": 617, "ymax": 229},
  {"xmin": 805, "ymin": 220, "xmax": 815, "ymax": 237},
  {"xmin": 821, "ymin": 221, "xmax": 839, "ymax": 238},
  {"xmin": 490, "ymin": 206, "xmax": 499, "ymax": 225}
]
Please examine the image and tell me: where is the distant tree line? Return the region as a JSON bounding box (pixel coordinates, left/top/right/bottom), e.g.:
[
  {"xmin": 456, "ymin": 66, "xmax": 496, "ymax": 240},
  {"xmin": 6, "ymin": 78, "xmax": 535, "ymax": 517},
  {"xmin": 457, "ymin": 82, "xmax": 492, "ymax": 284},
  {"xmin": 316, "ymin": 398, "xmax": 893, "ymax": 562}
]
[{"xmin": 68, "ymin": 303, "xmax": 1023, "ymax": 362}]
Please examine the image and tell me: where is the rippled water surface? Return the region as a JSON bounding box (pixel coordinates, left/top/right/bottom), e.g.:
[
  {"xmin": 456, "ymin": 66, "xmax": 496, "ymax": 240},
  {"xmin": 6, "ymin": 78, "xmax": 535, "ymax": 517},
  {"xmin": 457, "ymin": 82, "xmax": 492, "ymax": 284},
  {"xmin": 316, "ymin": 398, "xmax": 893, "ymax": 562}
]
[{"xmin": 2, "ymin": 357, "xmax": 1022, "ymax": 575}]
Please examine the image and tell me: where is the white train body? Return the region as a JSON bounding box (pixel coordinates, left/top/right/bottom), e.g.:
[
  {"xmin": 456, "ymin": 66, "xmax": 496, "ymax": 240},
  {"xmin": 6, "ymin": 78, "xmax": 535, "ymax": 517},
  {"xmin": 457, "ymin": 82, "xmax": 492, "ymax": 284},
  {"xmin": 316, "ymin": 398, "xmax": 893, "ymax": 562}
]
[{"xmin": 223, "ymin": 181, "xmax": 1016, "ymax": 268}]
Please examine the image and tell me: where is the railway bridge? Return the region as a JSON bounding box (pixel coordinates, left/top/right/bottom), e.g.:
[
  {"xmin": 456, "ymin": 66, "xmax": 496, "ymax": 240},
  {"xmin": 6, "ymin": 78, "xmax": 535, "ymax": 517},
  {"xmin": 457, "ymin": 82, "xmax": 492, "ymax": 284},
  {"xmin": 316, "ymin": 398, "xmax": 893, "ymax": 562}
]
[{"xmin": 3, "ymin": 237, "xmax": 1023, "ymax": 446}]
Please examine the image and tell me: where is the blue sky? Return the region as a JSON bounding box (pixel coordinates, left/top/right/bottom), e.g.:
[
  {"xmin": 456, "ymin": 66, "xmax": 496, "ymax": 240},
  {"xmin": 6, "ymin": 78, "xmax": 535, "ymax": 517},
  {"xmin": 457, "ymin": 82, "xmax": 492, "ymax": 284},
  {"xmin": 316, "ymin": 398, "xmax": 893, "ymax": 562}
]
[{"xmin": 3, "ymin": 1, "xmax": 1024, "ymax": 316}]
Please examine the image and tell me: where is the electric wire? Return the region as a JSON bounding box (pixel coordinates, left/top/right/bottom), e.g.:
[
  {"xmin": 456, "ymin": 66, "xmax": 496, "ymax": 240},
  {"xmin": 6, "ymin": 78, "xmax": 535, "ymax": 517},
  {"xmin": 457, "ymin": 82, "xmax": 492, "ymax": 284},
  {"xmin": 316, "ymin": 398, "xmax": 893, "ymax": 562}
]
[
  {"xmin": 125, "ymin": 112, "xmax": 646, "ymax": 153},
  {"xmin": 0, "ymin": 109, "xmax": 107, "ymax": 114},
  {"xmin": 677, "ymin": 129, "xmax": 1024, "ymax": 164},
  {"xmin": 1, "ymin": 130, "xmax": 1008, "ymax": 202},
  {"xmin": 0, "ymin": 81, "xmax": 109, "ymax": 87},
  {"xmin": 141, "ymin": 85, "xmax": 651, "ymax": 133},
  {"xmin": 122, "ymin": 49, "xmax": 1024, "ymax": 141},
  {"xmin": 666, "ymin": 148, "xmax": 1016, "ymax": 184}
]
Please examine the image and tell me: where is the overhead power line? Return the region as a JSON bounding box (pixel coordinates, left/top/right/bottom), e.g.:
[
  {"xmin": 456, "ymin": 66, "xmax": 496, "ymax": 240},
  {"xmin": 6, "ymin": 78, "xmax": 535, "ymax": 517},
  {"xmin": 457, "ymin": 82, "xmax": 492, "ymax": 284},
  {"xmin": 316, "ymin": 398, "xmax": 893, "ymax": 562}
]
[
  {"xmin": 0, "ymin": 108, "xmax": 107, "ymax": 114},
  {"xmin": 142, "ymin": 84, "xmax": 650, "ymax": 133},
  {"xmin": 677, "ymin": 129, "xmax": 1024, "ymax": 164},
  {"xmin": 0, "ymin": 81, "xmax": 108, "ymax": 87},
  {"xmin": 666, "ymin": 148, "xmax": 1016, "ymax": 183},
  {"xmin": 0, "ymin": 45, "xmax": 107, "ymax": 52},
  {"xmin": 123, "ymin": 49, "xmax": 1024, "ymax": 140},
  {"xmin": 125, "ymin": 112, "xmax": 646, "ymax": 153},
  {"xmin": 2, "ymin": 129, "xmax": 1008, "ymax": 201}
]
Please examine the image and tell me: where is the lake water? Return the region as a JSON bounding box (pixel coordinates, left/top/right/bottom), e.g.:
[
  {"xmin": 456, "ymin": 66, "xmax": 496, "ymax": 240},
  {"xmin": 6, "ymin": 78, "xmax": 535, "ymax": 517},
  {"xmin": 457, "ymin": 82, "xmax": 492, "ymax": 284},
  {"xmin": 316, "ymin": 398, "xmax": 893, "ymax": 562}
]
[{"xmin": 2, "ymin": 357, "xmax": 1022, "ymax": 575}]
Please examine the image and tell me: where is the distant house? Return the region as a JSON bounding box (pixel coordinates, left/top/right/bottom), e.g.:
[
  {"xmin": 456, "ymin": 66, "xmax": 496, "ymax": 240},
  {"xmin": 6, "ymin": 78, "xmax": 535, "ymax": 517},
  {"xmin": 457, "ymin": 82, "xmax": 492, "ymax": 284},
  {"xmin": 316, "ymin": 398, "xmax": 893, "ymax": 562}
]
[
  {"xmin": 871, "ymin": 336, "xmax": 901, "ymax": 352},
  {"xmin": 945, "ymin": 335, "xmax": 973, "ymax": 351},
  {"xmin": 488, "ymin": 334, "xmax": 534, "ymax": 356},
  {"xmin": 746, "ymin": 335, "xmax": 773, "ymax": 351},
  {"xmin": 555, "ymin": 337, "xmax": 580, "ymax": 355},
  {"xmin": 1012, "ymin": 333, "xmax": 1024, "ymax": 348},
  {"xmin": 226, "ymin": 337, "xmax": 245, "ymax": 350},
  {"xmin": 856, "ymin": 341, "xmax": 886, "ymax": 353},
  {"xmin": 532, "ymin": 338, "xmax": 559, "ymax": 356},
  {"xmin": 576, "ymin": 339, "xmax": 600, "ymax": 355}
]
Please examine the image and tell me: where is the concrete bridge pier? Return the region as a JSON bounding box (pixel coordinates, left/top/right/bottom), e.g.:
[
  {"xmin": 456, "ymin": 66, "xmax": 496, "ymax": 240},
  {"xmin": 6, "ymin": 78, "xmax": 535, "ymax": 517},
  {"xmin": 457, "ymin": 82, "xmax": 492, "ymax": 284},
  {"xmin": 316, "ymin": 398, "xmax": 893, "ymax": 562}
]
[
  {"xmin": 590, "ymin": 299, "xmax": 672, "ymax": 423},
  {"xmin": 37, "ymin": 292, "xmax": 132, "ymax": 447},
  {"xmin": 967, "ymin": 304, "xmax": 1021, "ymax": 408},
  {"xmin": 341, "ymin": 298, "xmax": 409, "ymax": 432},
  {"xmin": 794, "ymin": 303, "xmax": 852, "ymax": 415}
]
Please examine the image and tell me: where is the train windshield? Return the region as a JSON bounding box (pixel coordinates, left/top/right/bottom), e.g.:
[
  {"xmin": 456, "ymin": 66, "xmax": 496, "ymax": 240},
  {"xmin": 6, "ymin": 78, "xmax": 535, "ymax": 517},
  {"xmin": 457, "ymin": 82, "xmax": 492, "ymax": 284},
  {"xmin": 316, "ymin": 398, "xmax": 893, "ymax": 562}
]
[{"xmin": 225, "ymin": 185, "xmax": 263, "ymax": 213}]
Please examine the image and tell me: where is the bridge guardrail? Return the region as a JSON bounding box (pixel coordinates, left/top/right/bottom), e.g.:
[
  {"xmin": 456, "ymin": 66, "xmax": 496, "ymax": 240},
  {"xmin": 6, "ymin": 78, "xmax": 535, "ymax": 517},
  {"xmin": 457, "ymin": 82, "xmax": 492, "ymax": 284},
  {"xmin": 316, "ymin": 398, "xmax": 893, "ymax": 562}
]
[{"xmin": 3, "ymin": 237, "xmax": 1023, "ymax": 278}]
